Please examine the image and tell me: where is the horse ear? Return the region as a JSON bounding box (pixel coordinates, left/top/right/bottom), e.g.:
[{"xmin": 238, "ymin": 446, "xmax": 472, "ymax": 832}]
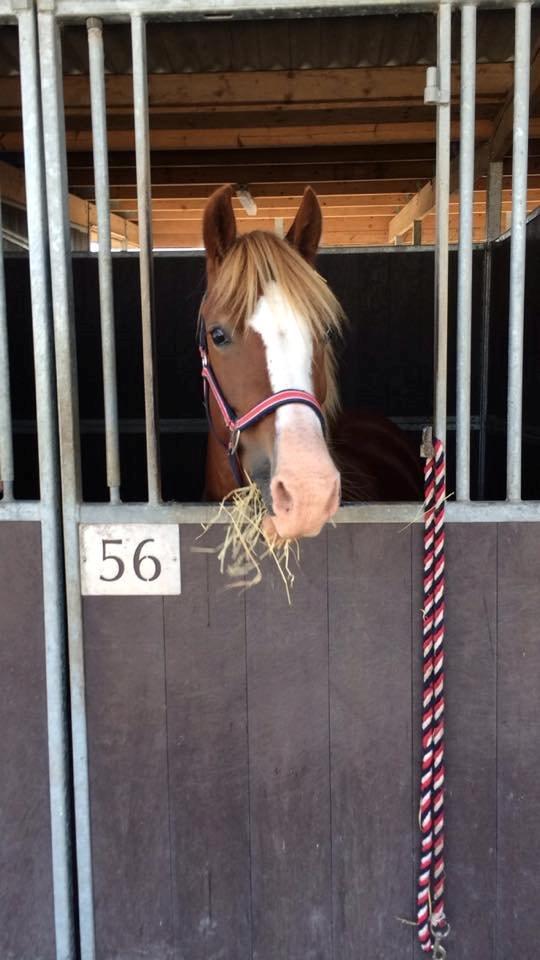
[
  {"xmin": 203, "ymin": 184, "xmax": 237, "ymax": 274},
  {"xmin": 285, "ymin": 186, "xmax": 322, "ymax": 265}
]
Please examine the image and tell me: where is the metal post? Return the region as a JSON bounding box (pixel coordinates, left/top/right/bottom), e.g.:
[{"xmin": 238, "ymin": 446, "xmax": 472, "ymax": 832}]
[
  {"xmin": 486, "ymin": 160, "xmax": 503, "ymax": 241},
  {"xmin": 432, "ymin": 1, "xmax": 451, "ymax": 448},
  {"xmin": 455, "ymin": 2, "xmax": 476, "ymax": 501},
  {"xmin": 37, "ymin": 7, "xmax": 96, "ymax": 960},
  {"xmin": 18, "ymin": 5, "xmax": 75, "ymax": 958},
  {"xmin": 87, "ymin": 16, "xmax": 121, "ymax": 504},
  {"xmin": 131, "ymin": 13, "xmax": 161, "ymax": 504},
  {"xmin": 0, "ymin": 197, "xmax": 14, "ymax": 502},
  {"xmin": 506, "ymin": 0, "xmax": 531, "ymax": 502}
]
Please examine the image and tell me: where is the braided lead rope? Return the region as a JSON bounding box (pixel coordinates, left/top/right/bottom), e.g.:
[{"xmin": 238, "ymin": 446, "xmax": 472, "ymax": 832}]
[{"xmin": 418, "ymin": 432, "xmax": 449, "ymax": 958}]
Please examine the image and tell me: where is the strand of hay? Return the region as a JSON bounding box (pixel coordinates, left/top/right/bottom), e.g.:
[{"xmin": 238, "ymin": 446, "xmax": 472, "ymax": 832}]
[{"xmin": 195, "ymin": 480, "xmax": 300, "ymax": 604}]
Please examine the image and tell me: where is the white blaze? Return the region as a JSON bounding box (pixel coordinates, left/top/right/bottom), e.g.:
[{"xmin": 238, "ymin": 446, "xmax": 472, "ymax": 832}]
[{"xmin": 248, "ymin": 282, "xmax": 322, "ymax": 434}]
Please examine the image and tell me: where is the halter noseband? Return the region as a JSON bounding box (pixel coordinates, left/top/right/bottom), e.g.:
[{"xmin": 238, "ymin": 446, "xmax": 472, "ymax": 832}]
[{"xmin": 199, "ymin": 322, "xmax": 325, "ymax": 485}]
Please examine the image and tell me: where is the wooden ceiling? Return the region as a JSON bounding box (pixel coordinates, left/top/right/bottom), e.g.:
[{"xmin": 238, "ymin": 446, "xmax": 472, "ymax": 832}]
[{"xmin": 0, "ymin": 11, "xmax": 539, "ymax": 248}]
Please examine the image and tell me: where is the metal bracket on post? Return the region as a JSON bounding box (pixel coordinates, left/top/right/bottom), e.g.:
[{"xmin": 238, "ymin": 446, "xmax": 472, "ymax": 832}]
[
  {"xmin": 424, "ymin": 66, "xmax": 450, "ymax": 106},
  {"xmin": 421, "ymin": 425, "xmax": 435, "ymax": 460}
]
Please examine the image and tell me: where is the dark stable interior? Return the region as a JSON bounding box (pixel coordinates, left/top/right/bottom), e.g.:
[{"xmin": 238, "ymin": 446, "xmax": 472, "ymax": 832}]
[{"xmin": 5, "ymin": 212, "xmax": 539, "ymax": 503}]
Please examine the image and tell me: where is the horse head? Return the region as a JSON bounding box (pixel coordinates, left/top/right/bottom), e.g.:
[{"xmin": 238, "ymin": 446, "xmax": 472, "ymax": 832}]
[{"xmin": 200, "ymin": 184, "xmax": 342, "ymax": 540}]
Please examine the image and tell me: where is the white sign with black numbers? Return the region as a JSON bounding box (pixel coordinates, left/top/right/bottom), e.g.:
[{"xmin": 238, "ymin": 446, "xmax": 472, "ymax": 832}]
[{"xmin": 80, "ymin": 524, "xmax": 181, "ymax": 596}]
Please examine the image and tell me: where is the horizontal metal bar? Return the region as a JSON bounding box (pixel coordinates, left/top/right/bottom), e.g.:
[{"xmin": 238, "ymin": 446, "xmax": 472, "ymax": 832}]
[
  {"xmin": 12, "ymin": 415, "xmax": 490, "ymax": 436},
  {"xmin": 78, "ymin": 500, "xmax": 540, "ymax": 525},
  {"xmin": 40, "ymin": 0, "xmax": 534, "ymax": 22},
  {"xmin": 0, "ymin": 500, "xmax": 42, "ymax": 520}
]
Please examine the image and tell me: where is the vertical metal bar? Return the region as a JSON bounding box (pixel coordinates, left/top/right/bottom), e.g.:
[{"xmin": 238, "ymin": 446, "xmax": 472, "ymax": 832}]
[
  {"xmin": 455, "ymin": 2, "xmax": 477, "ymax": 501},
  {"xmin": 18, "ymin": 6, "xmax": 75, "ymax": 958},
  {"xmin": 433, "ymin": 1, "xmax": 452, "ymax": 447},
  {"xmin": 38, "ymin": 8, "xmax": 96, "ymax": 960},
  {"xmin": 87, "ymin": 16, "xmax": 121, "ymax": 504},
  {"xmin": 131, "ymin": 13, "xmax": 160, "ymax": 504},
  {"xmin": 486, "ymin": 160, "xmax": 503, "ymax": 241},
  {"xmin": 0, "ymin": 198, "xmax": 14, "ymax": 502},
  {"xmin": 506, "ymin": 0, "xmax": 531, "ymax": 502},
  {"xmin": 478, "ymin": 158, "xmax": 503, "ymax": 498}
]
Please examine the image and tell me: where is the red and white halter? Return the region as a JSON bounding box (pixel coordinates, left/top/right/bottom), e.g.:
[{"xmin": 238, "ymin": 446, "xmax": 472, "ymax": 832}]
[{"xmin": 199, "ymin": 322, "xmax": 325, "ymax": 485}]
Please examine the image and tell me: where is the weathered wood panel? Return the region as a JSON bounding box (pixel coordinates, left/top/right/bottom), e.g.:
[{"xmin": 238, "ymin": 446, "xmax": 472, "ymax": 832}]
[
  {"xmin": 163, "ymin": 526, "xmax": 251, "ymax": 960},
  {"xmin": 0, "ymin": 523, "xmax": 55, "ymax": 960},
  {"xmin": 246, "ymin": 533, "xmax": 332, "ymax": 960},
  {"xmin": 329, "ymin": 524, "xmax": 414, "ymax": 960},
  {"xmin": 431, "ymin": 524, "xmax": 497, "ymax": 960},
  {"xmin": 496, "ymin": 524, "xmax": 540, "ymax": 959},
  {"xmin": 81, "ymin": 520, "xmax": 540, "ymax": 960},
  {"xmin": 83, "ymin": 596, "xmax": 174, "ymax": 959}
]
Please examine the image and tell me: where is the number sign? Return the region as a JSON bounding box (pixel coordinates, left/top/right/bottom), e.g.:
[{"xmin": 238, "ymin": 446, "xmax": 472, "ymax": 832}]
[{"xmin": 80, "ymin": 524, "xmax": 181, "ymax": 596}]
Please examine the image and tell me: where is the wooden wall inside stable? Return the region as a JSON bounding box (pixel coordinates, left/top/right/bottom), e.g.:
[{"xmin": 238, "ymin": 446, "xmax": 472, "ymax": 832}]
[
  {"xmin": 82, "ymin": 521, "xmax": 540, "ymax": 960},
  {"xmin": 0, "ymin": 523, "xmax": 56, "ymax": 960}
]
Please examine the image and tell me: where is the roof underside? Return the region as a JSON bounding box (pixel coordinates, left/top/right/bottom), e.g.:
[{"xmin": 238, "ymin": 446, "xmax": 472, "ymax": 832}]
[{"xmin": 0, "ymin": 9, "xmax": 539, "ymax": 248}]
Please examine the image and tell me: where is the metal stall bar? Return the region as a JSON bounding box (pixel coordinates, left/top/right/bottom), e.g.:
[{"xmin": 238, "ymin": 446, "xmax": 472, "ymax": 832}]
[
  {"xmin": 131, "ymin": 13, "xmax": 161, "ymax": 505},
  {"xmin": 87, "ymin": 17, "xmax": 121, "ymax": 504},
  {"xmin": 17, "ymin": 5, "xmax": 75, "ymax": 957},
  {"xmin": 0, "ymin": 197, "xmax": 14, "ymax": 502},
  {"xmin": 431, "ymin": 0, "xmax": 452, "ymax": 447},
  {"xmin": 506, "ymin": 0, "xmax": 532, "ymax": 502},
  {"xmin": 37, "ymin": 5, "xmax": 96, "ymax": 959},
  {"xmin": 455, "ymin": 1, "xmax": 477, "ymax": 500}
]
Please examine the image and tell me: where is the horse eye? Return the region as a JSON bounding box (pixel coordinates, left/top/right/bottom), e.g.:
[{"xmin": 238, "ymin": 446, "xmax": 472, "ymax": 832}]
[{"xmin": 210, "ymin": 326, "xmax": 229, "ymax": 347}]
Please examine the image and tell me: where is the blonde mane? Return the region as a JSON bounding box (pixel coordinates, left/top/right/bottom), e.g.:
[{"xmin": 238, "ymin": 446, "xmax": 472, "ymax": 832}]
[{"xmin": 204, "ymin": 230, "xmax": 345, "ymax": 422}]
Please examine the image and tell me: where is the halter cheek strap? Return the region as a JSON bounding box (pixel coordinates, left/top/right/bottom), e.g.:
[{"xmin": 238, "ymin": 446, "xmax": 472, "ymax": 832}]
[{"xmin": 199, "ymin": 324, "xmax": 325, "ymax": 485}]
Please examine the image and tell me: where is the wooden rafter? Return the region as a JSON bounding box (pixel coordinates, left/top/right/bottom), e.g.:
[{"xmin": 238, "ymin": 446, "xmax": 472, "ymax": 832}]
[{"xmin": 0, "ymin": 159, "xmax": 139, "ymax": 247}]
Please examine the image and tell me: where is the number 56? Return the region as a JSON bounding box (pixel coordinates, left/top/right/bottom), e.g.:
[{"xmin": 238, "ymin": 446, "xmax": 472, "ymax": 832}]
[{"xmin": 100, "ymin": 538, "xmax": 162, "ymax": 583}]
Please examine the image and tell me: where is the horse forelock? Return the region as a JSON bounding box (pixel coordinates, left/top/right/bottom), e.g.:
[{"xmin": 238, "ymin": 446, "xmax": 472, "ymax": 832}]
[{"xmin": 203, "ymin": 230, "xmax": 345, "ymax": 422}]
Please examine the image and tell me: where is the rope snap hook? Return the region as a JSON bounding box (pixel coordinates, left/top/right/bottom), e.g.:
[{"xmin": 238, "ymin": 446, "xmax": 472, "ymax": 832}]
[{"xmin": 431, "ymin": 919, "xmax": 450, "ymax": 960}]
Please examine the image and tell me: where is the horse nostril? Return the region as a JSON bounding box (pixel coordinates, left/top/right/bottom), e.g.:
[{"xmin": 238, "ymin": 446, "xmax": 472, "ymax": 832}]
[{"xmin": 272, "ymin": 478, "xmax": 294, "ymax": 515}]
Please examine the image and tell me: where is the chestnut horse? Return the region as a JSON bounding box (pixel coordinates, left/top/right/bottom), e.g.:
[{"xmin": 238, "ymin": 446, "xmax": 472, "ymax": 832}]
[{"xmin": 200, "ymin": 184, "xmax": 421, "ymax": 540}]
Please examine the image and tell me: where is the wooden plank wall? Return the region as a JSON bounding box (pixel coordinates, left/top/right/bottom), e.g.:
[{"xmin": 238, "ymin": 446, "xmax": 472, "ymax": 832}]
[
  {"xmin": 82, "ymin": 521, "xmax": 540, "ymax": 960},
  {"xmin": 0, "ymin": 523, "xmax": 56, "ymax": 960}
]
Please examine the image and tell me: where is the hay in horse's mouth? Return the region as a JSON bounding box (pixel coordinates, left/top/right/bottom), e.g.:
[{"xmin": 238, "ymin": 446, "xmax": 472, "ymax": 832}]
[{"xmin": 196, "ymin": 480, "xmax": 299, "ymax": 603}]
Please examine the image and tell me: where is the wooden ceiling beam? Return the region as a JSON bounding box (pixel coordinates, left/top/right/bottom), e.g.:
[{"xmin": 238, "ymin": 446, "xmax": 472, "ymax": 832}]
[
  {"xmin": 66, "ymin": 141, "xmax": 540, "ymax": 193},
  {"xmin": 49, "ymin": 117, "xmax": 512, "ymax": 152},
  {"xmin": 69, "ymin": 161, "xmax": 440, "ymax": 190},
  {"xmin": 63, "ymin": 139, "xmax": 540, "ymax": 173},
  {"xmin": 98, "ymin": 172, "xmax": 540, "ymax": 205},
  {"xmin": 112, "ymin": 187, "xmax": 540, "ymax": 219},
  {"xmin": 0, "ymin": 158, "xmax": 138, "ymax": 245},
  {"xmin": 0, "ymin": 64, "xmax": 514, "ymax": 114}
]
